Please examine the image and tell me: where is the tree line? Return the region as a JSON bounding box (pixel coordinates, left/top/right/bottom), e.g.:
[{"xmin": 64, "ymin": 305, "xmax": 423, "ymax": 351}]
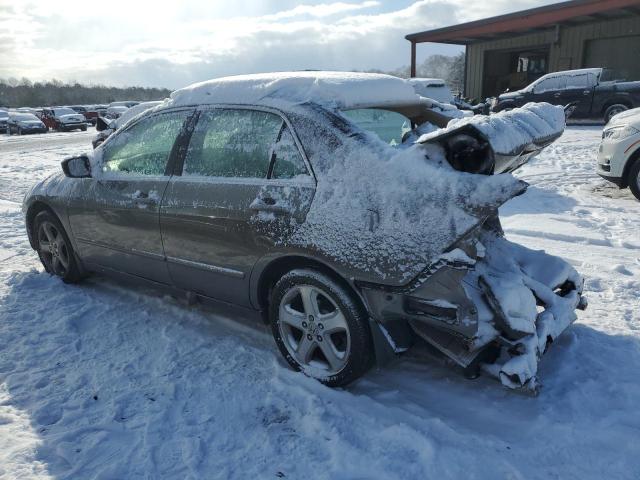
[
  {"xmin": 0, "ymin": 78, "xmax": 172, "ymax": 108},
  {"xmin": 366, "ymin": 52, "xmax": 466, "ymax": 96},
  {"xmin": 0, "ymin": 52, "xmax": 466, "ymax": 109}
]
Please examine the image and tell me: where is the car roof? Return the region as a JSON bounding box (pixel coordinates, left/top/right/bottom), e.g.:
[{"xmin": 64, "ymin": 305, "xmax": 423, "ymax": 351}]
[
  {"xmin": 169, "ymin": 71, "xmax": 423, "ymax": 110},
  {"xmin": 407, "ymin": 78, "xmax": 447, "ymax": 87},
  {"xmin": 542, "ymin": 68, "xmax": 601, "ymax": 77}
]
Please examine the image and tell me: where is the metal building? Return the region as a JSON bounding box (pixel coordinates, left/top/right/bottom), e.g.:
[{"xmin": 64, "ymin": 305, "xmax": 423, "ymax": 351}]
[{"xmin": 406, "ymin": 0, "xmax": 640, "ymax": 101}]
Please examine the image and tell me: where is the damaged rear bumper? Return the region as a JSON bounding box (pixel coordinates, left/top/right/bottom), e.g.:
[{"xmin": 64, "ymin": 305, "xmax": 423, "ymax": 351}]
[{"xmin": 359, "ymin": 228, "xmax": 587, "ymax": 394}]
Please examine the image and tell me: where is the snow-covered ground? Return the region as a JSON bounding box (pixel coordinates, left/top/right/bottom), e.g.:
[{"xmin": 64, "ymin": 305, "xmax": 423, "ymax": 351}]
[{"xmin": 0, "ymin": 127, "xmax": 639, "ymax": 479}]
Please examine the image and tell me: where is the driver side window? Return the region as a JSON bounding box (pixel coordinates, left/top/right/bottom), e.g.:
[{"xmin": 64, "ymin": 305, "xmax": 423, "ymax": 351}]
[
  {"xmin": 102, "ymin": 111, "xmax": 189, "ymax": 176},
  {"xmin": 533, "ymin": 76, "xmax": 566, "ymax": 94}
]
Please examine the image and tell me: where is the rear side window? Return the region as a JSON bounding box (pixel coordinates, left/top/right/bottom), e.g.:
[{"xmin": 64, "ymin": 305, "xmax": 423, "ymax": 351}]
[
  {"xmin": 184, "ymin": 109, "xmax": 282, "ymax": 178},
  {"xmin": 340, "ymin": 108, "xmax": 411, "ymax": 146},
  {"xmin": 271, "ymin": 126, "xmax": 309, "ymax": 179},
  {"xmin": 102, "ymin": 111, "xmax": 189, "ymax": 175}
]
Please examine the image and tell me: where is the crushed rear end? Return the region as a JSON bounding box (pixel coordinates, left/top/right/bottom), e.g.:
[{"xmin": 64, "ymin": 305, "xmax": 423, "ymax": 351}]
[{"xmin": 360, "ymin": 103, "xmax": 586, "ymax": 394}]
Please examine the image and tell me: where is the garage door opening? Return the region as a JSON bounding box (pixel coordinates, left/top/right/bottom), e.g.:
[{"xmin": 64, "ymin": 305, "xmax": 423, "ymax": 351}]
[{"xmin": 482, "ymin": 47, "xmax": 549, "ymax": 99}]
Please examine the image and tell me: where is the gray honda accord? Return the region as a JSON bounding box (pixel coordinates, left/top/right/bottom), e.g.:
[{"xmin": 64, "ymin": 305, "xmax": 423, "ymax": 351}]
[{"xmin": 23, "ymin": 72, "xmax": 586, "ymax": 393}]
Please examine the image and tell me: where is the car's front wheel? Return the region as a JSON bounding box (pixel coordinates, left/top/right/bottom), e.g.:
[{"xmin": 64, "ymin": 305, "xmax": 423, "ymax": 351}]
[
  {"xmin": 270, "ymin": 269, "xmax": 374, "ymax": 387},
  {"xmin": 604, "ymin": 104, "xmax": 628, "ymax": 124},
  {"xmin": 33, "ymin": 211, "xmax": 83, "ymax": 283},
  {"xmin": 629, "ymin": 159, "xmax": 640, "ymax": 201}
]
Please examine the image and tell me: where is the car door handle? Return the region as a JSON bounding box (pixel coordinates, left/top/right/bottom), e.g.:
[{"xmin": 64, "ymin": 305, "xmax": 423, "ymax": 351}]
[
  {"xmin": 250, "ymin": 197, "xmax": 292, "ymax": 215},
  {"xmin": 583, "ymin": 90, "xmax": 590, "ymax": 95},
  {"xmin": 554, "ymin": 92, "xmax": 561, "ymax": 98},
  {"xmin": 132, "ymin": 191, "xmax": 156, "ymax": 205}
]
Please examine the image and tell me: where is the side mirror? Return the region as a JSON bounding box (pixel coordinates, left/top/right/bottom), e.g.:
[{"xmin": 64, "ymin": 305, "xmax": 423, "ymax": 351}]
[
  {"xmin": 95, "ymin": 116, "xmax": 112, "ymax": 132},
  {"xmin": 61, "ymin": 155, "xmax": 91, "ymax": 178}
]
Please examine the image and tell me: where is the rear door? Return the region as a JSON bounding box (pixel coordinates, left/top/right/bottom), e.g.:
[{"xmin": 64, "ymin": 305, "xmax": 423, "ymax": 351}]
[
  {"xmin": 67, "ymin": 108, "xmax": 194, "ymax": 283},
  {"xmin": 560, "ymin": 72, "xmax": 596, "ymax": 118},
  {"xmin": 160, "ymin": 106, "xmax": 315, "ymax": 306}
]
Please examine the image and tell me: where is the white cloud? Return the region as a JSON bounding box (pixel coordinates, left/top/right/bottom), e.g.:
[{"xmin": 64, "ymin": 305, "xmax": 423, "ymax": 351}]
[{"xmin": 0, "ymin": 0, "xmax": 558, "ymax": 88}]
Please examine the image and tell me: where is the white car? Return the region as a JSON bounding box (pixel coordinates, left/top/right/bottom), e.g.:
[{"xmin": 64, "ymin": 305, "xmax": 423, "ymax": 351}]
[
  {"xmin": 597, "ymin": 108, "xmax": 640, "ymax": 200},
  {"xmin": 406, "ymin": 78, "xmax": 473, "ymax": 119}
]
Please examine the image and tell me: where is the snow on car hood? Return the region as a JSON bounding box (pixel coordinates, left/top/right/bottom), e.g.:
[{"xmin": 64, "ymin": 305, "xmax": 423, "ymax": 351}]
[
  {"xmin": 606, "ymin": 107, "xmax": 640, "ymax": 127},
  {"xmin": 282, "ymin": 109, "xmax": 527, "ymax": 285},
  {"xmin": 169, "ymin": 71, "xmax": 422, "ymax": 109}
]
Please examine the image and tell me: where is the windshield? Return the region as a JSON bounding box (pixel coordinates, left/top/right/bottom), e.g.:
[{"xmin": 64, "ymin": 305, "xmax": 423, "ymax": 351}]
[
  {"xmin": 54, "ymin": 108, "xmax": 77, "ymax": 116},
  {"xmin": 341, "ymin": 108, "xmax": 411, "ymax": 146},
  {"xmin": 12, "ymin": 113, "xmax": 39, "ymax": 121}
]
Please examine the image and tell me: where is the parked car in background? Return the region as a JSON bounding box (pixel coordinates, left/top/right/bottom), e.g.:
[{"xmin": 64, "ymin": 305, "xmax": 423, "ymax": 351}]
[
  {"xmin": 23, "ymin": 72, "xmax": 585, "ymax": 394},
  {"xmin": 108, "ymin": 101, "xmax": 140, "ymax": 108},
  {"xmin": 492, "ymin": 68, "xmax": 640, "ymax": 123},
  {"xmin": 15, "ymin": 107, "xmax": 39, "ymax": 115},
  {"xmin": 407, "ymin": 78, "xmax": 455, "ymax": 104},
  {"xmin": 93, "ymin": 100, "xmax": 163, "ymax": 148},
  {"xmin": 597, "ymin": 107, "xmax": 640, "ymax": 200},
  {"xmin": 0, "ymin": 109, "xmax": 8, "ymax": 132},
  {"xmin": 41, "ymin": 107, "xmax": 87, "ymax": 132},
  {"xmin": 407, "ymin": 77, "xmax": 480, "ymax": 116},
  {"xmin": 7, "ymin": 112, "xmax": 47, "ymax": 135},
  {"xmin": 69, "ymin": 105, "xmax": 100, "ymax": 125},
  {"xmin": 105, "ymin": 105, "xmax": 129, "ymax": 119}
]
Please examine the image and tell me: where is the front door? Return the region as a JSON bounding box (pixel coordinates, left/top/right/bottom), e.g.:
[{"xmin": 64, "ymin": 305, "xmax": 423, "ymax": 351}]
[
  {"xmin": 531, "ymin": 74, "xmax": 565, "ymax": 106},
  {"xmin": 160, "ymin": 107, "xmax": 315, "ymax": 306},
  {"xmin": 67, "ymin": 109, "xmax": 193, "ymax": 283}
]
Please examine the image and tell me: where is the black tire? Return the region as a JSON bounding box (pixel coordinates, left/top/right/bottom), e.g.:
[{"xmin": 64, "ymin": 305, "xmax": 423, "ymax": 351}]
[
  {"xmin": 33, "ymin": 210, "xmax": 83, "ymax": 283},
  {"xmin": 269, "ymin": 268, "xmax": 373, "ymax": 387},
  {"xmin": 81, "ymin": 125, "xmax": 87, "ymax": 132},
  {"xmin": 604, "ymin": 104, "xmax": 628, "ymax": 124},
  {"xmin": 629, "ymin": 159, "xmax": 640, "ymax": 201}
]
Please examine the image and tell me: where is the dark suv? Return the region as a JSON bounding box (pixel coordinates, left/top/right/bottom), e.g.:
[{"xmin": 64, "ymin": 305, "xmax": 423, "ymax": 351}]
[{"xmin": 492, "ymin": 68, "xmax": 640, "ymax": 123}]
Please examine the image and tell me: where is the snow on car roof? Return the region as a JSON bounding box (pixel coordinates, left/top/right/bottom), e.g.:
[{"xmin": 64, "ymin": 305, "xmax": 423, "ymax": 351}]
[
  {"xmin": 540, "ymin": 68, "xmax": 602, "ymax": 77},
  {"xmin": 169, "ymin": 71, "xmax": 422, "ymax": 109},
  {"xmin": 407, "ymin": 78, "xmax": 447, "ymax": 86}
]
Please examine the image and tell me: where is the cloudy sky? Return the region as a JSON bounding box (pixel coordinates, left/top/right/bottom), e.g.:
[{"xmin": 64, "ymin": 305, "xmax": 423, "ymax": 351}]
[{"xmin": 0, "ymin": 0, "xmax": 559, "ymax": 89}]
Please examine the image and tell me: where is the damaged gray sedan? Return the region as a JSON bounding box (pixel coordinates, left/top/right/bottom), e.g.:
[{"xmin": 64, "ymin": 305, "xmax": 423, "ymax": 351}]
[{"xmin": 23, "ymin": 72, "xmax": 586, "ymax": 393}]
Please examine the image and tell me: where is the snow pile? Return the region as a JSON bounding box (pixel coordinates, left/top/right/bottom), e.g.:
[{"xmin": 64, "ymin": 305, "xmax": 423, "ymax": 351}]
[
  {"xmin": 419, "ymin": 103, "xmax": 565, "ymax": 155},
  {"xmin": 467, "ymin": 231, "xmax": 584, "ymax": 390},
  {"xmin": 169, "ymin": 71, "xmax": 422, "ymax": 109},
  {"xmin": 2, "ymin": 127, "xmax": 640, "ymax": 479}
]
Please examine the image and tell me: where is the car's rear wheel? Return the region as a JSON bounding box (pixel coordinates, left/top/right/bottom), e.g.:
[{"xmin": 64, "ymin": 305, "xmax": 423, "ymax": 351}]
[
  {"xmin": 34, "ymin": 211, "xmax": 83, "ymax": 283},
  {"xmin": 604, "ymin": 104, "xmax": 628, "ymax": 124},
  {"xmin": 629, "ymin": 159, "xmax": 640, "ymax": 201},
  {"xmin": 81, "ymin": 125, "xmax": 87, "ymax": 132},
  {"xmin": 269, "ymin": 269, "xmax": 374, "ymax": 387}
]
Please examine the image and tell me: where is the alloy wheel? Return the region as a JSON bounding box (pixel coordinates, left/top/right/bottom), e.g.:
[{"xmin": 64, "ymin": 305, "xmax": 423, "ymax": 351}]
[
  {"xmin": 38, "ymin": 221, "xmax": 71, "ymax": 276},
  {"xmin": 278, "ymin": 284, "xmax": 351, "ymax": 375}
]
